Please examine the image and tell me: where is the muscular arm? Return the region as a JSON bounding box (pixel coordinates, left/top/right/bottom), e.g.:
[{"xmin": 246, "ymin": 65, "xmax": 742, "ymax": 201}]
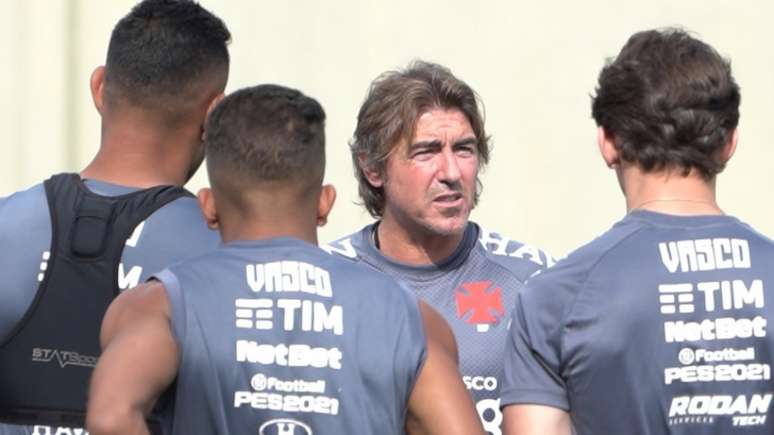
[
  {"xmin": 503, "ymin": 404, "xmax": 571, "ymax": 435},
  {"xmin": 86, "ymin": 281, "xmax": 179, "ymax": 435},
  {"xmin": 405, "ymin": 301, "xmax": 484, "ymax": 435}
]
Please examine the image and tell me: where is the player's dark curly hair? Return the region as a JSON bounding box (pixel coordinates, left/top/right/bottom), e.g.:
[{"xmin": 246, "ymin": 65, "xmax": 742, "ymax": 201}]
[
  {"xmin": 351, "ymin": 60, "xmax": 490, "ymax": 218},
  {"xmin": 591, "ymin": 28, "xmax": 740, "ymax": 179}
]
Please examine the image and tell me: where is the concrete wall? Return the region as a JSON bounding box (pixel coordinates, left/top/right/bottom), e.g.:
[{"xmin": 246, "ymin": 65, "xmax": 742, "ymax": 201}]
[{"xmin": 2, "ymin": 0, "xmax": 771, "ymax": 256}]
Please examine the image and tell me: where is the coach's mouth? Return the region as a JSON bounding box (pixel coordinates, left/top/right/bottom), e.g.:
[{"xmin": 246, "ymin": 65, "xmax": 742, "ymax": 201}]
[{"xmin": 433, "ymin": 192, "xmax": 463, "ymax": 206}]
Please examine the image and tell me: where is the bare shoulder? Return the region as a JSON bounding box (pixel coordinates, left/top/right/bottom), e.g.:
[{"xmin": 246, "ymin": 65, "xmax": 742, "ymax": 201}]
[
  {"xmin": 101, "ymin": 280, "xmax": 171, "ymax": 346},
  {"xmin": 112, "ymin": 280, "xmax": 169, "ymax": 317},
  {"xmin": 417, "ymin": 301, "xmax": 458, "ymax": 361},
  {"xmin": 407, "ymin": 302, "xmax": 483, "ymax": 435}
]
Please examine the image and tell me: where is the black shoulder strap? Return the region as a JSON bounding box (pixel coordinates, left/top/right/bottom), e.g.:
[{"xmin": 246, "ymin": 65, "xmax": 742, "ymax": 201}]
[{"xmin": 0, "ymin": 173, "xmax": 190, "ymax": 427}]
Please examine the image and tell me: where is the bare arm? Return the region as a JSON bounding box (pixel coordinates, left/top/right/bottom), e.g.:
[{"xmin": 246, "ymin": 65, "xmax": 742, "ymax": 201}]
[
  {"xmin": 405, "ymin": 301, "xmax": 484, "ymax": 435},
  {"xmin": 503, "ymin": 404, "xmax": 571, "ymax": 435},
  {"xmin": 86, "ymin": 281, "xmax": 179, "ymax": 435}
]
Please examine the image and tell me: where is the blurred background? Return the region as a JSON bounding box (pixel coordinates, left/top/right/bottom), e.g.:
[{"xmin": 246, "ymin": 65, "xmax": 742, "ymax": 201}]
[{"xmin": 1, "ymin": 0, "xmax": 770, "ymax": 256}]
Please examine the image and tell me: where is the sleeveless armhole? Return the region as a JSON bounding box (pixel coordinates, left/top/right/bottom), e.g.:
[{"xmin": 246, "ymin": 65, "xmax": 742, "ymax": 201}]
[
  {"xmin": 151, "ymin": 269, "xmax": 186, "ymax": 353},
  {"xmin": 397, "ymin": 285, "xmax": 427, "ymax": 403}
]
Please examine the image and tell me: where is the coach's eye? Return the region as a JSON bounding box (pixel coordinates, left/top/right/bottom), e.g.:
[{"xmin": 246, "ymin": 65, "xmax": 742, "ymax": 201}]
[
  {"xmin": 455, "ymin": 145, "xmax": 476, "ymax": 157},
  {"xmin": 411, "ymin": 148, "xmax": 434, "ymax": 160}
]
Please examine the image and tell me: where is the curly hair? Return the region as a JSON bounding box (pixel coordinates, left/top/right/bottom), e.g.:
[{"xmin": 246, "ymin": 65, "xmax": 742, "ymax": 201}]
[{"xmin": 591, "ymin": 28, "xmax": 740, "ymax": 179}]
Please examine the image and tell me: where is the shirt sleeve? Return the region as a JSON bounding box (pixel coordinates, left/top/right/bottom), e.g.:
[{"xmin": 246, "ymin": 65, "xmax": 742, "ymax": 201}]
[{"xmin": 500, "ymin": 276, "xmax": 571, "ymax": 411}]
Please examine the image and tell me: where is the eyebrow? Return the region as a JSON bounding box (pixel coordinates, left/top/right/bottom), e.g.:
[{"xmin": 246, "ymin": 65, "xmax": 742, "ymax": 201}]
[
  {"xmin": 409, "ymin": 136, "xmax": 478, "ymax": 150},
  {"xmin": 409, "ymin": 139, "xmax": 442, "ymax": 150},
  {"xmin": 453, "ymin": 137, "xmax": 478, "ymax": 148}
]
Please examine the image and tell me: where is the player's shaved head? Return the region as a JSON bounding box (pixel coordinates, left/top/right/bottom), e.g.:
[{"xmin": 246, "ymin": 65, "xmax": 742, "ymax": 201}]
[
  {"xmin": 204, "ymin": 84, "xmax": 327, "ymax": 211},
  {"xmin": 104, "ymin": 0, "xmax": 230, "ymax": 123}
]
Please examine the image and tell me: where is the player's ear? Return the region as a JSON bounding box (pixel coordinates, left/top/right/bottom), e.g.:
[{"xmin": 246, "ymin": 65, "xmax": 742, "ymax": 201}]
[
  {"xmin": 317, "ymin": 184, "xmax": 337, "ymax": 227},
  {"xmin": 206, "ymin": 93, "xmax": 225, "ymax": 118},
  {"xmin": 90, "ymin": 66, "xmax": 106, "ymax": 115},
  {"xmin": 597, "ymin": 127, "xmax": 620, "ymax": 169},
  {"xmin": 201, "ymin": 92, "xmax": 225, "ymax": 141},
  {"xmin": 720, "ymin": 128, "xmax": 738, "ymax": 164},
  {"xmin": 197, "ymin": 187, "xmax": 219, "ymax": 230},
  {"xmin": 358, "ymin": 153, "xmax": 384, "ymax": 188}
]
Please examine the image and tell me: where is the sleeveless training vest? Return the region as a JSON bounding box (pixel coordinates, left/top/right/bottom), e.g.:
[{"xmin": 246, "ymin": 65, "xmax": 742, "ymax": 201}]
[
  {"xmin": 0, "ymin": 173, "xmax": 190, "ymax": 427},
  {"xmin": 154, "ymin": 237, "xmax": 426, "ymax": 434}
]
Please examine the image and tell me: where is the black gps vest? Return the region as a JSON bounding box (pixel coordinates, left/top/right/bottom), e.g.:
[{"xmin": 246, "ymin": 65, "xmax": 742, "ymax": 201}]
[{"xmin": 0, "ymin": 173, "xmax": 190, "ymax": 427}]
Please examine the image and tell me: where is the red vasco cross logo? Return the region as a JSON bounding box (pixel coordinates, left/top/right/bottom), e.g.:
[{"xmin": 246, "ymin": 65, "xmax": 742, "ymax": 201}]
[{"xmin": 455, "ymin": 281, "xmax": 504, "ymax": 332}]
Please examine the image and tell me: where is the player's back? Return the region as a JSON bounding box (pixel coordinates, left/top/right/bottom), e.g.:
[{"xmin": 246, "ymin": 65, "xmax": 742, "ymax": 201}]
[
  {"xmin": 0, "ymin": 179, "xmax": 219, "ymax": 340},
  {"xmin": 0, "ymin": 177, "xmax": 220, "ymax": 434},
  {"xmin": 155, "ymin": 237, "xmax": 426, "ymax": 435},
  {"xmin": 507, "ymin": 210, "xmax": 774, "ymax": 435}
]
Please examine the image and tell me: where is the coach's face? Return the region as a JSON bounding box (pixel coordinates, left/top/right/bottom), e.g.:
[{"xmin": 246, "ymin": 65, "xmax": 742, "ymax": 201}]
[{"xmin": 378, "ymin": 108, "xmax": 479, "ymax": 237}]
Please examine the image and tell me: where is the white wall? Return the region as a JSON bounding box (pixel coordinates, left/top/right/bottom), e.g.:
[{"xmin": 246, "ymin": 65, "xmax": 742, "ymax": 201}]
[{"xmin": 2, "ymin": 0, "xmax": 772, "ymax": 256}]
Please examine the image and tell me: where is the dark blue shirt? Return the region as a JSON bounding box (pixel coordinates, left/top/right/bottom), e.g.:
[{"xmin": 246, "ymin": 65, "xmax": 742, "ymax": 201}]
[{"xmin": 503, "ymin": 210, "xmax": 774, "ymax": 434}]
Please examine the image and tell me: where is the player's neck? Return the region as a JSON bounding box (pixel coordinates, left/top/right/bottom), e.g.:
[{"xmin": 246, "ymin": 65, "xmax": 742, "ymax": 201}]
[
  {"xmin": 217, "ymin": 196, "xmax": 320, "ymax": 246},
  {"xmin": 374, "ymin": 217, "xmax": 465, "ymax": 265},
  {"xmin": 219, "ymin": 218, "xmax": 318, "ymax": 246},
  {"xmin": 623, "ymin": 166, "xmax": 722, "ymax": 215},
  {"xmin": 81, "ymin": 122, "xmax": 199, "ymax": 188}
]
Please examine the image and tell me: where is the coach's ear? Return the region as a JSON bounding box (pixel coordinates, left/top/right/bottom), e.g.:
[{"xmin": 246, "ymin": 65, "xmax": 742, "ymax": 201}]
[
  {"xmin": 90, "ymin": 66, "xmax": 106, "ymax": 115},
  {"xmin": 358, "ymin": 153, "xmax": 384, "ymax": 188},
  {"xmin": 597, "ymin": 127, "xmax": 620, "ymax": 169},
  {"xmin": 197, "ymin": 188, "xmax": 219, "ymax": 230},
  {"xmin": 317, "ymin": 184, "xmax": 337, "ymax": 227}
]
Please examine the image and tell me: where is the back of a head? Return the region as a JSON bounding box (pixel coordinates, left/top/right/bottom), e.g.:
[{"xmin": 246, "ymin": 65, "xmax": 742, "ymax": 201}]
[
  {"xmin": 205, "ymin": 84, "xmax": 327, "ymax": 209},
  {"xmin": 104, "ymin": 0, "xmax": 230, "ymax": 117},
  {"xmin": 351, "ymin": 60, "xmax": 491, "ymax": 218},
  {"xmin": 591, "ymin": 28, "xmax": 740, "ymax": 179}
]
